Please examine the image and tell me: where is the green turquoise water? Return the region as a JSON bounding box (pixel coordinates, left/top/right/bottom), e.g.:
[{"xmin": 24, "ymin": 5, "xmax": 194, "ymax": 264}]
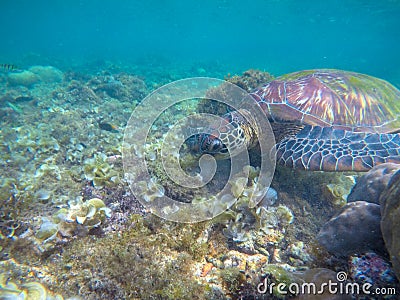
[
  {"xmin": 0, "ymin": 0, "xmax": 399, "ymax": 82},
  {"xmin": 1, "ymin": 1, "xmax": 400, "ymax": 298}
]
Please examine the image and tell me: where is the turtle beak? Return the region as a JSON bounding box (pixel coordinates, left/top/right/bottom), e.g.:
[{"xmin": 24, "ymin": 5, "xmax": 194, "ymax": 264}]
[
  {"xmin": 186, "ymin": 134, "xmax": 202, "ymax": 153},
  {"xmin": 206, "ymin": 136, "xmax": 228, "ymax": 155},
  {"xmin": 186, "ymin": 133, "xmax": 228, "ymax": 157}
]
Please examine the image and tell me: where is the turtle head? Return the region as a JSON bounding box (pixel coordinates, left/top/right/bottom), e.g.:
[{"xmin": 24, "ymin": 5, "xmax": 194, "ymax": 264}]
[
  {"xmin": 187, "ymin": 109, "xmax": 258, "ymax": 159},
  {"xmin": 187, "ymin": 132, "xmax": 229, "ymax": 158}
]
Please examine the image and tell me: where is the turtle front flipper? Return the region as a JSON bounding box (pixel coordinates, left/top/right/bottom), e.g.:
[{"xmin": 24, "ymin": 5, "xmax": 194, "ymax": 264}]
[{"xmin": 276, "ymin": 126, "xmax": 400, "ymax": 171}]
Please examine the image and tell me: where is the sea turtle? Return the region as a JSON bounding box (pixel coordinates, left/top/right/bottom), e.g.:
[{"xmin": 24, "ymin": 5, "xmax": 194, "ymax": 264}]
[{"xmin": 189, "ymin": 69, "xmax": 400, "ymax": 171}]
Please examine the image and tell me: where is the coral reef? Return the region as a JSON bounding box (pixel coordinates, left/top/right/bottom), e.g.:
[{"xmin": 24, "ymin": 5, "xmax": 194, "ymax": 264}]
[
  {"xmin": 317, "ymin": 201, "xmax": 384, "ymax": 257},
  {"xmin": 211, "ymin": 166, "xmax": 298, "ymax": 260},
  {"xmin": 197, "ymin": 69, "xmax": 274, "ymax": 116},
  {"xmin": 7, "ymin": 70, "xmax": 40, "ymax": 87},
  {"xmin": 259, "ymin": 264, "xmax": 303, "ymax": 298},
  {"xmin": 1, "ymin": 197, "xmax": 112, "ymax": 257},
  {"xmin": 0, "ymin": 259, "xmax": 69, "ymax": 299},
  {"xmin": 47, "ymin": 196, "xmax": 112, "ymax": 240},
  {"xmin": 273, "ymin": 165, "xmax": 357, "ymax": 208},
  {"xmin": 219, "ymin": 266, "xmax": 246, "ymax": 295},
  {"xmin": 57, "ymin": 215, "xmax": 211, "ymax": 299},
  {"xmin": 0, "ymin": 88, "xmax": 34, "ymax": 105},
  {"xmin": 29, "ymin": 65, "xmax": 64, "ymax": 83},
  {"xmin": 7, "ymin": 65, "xmax": 64, "ymax": 87},
  {"xmin": 380, "ymin": 169, "xmax": 400, "ymax": 281},
  {"xmin": 87, "ymin": 72, "xmax": 148, "ymax": 102},
  {"xmin": 0, "ymin": 65, "xmax": 152, "ymax": 298},
  {"xmin": 324, "ymin": 174, "xmax": 355, "ymax": 207},
  {"xmin": 1, "ymin": 63, "xmax": 384, "ymax": 299},
  {"xmin": 224, "ymin": 69, "xmax": 275, "ymax": 92},
  {"xmin": 349, "ymin": 252, "xmax": 398, "ymax": 288},
  {"xmin": 83, "ymin": 153, "xmax": 121, "ymax": 188},
  {"xmin": 348, "ymin": 163, "xmax": 400, "ymax": 204},
  {"xmin": 0, "ymin": 276, "xmax": 64, "ymax": 300}
]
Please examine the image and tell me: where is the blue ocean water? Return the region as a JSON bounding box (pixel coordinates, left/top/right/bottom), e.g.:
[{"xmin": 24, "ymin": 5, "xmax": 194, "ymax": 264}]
[
  {"xmin": 2, "ymin": 2, "xmax": 400, "ymax": 299},
  {"xmin": 0, "ymin": 0, "xmax": 399, "ymax": 82}
]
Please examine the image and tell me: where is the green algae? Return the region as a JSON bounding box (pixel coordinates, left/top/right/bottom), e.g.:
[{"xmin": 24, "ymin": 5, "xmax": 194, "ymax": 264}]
[
  {"xmin": 0, "ymin": 274, "xmax": 64, "ymax": 300},
  {"xmin": 0, "ymin": 259, "xmax": 68, "ymax": 299},
  {"xmin": 83, "ymin": 153, "xmax": 121, "ymax": 188},
  {"xmin": 59, "ymin": 215, "xmax": 211, "ymax": 299},
  {"xmin": 1, "ymin": 65, "xmax": 382, "ymax": 299},
  {"xmin": 219, "ymin": 267, "xmax": 246, "ymax": 295},
  {"xmin": 35, "ymin": 217, "xmax": 58, "ymax": 241},
  {"xmin": 275, "ymin": 205, "xmax": 294, "ymax": 225},
  {"xmin": 261, "ymin": 264, "xmax": 304, "ymax": 298},
  {"xmin": 324, "ymin": 174, "xmax": 356, "ymax": 207}
]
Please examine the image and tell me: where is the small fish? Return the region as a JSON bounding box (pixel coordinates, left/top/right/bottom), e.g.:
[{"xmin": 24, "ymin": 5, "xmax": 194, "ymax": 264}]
[
  {"xmin": 0, "ymin": 64, "xmax": 18, "ymax": 71},
  {"xmin": 14, "ymin": 96, "xmax": 33, "ymax": 102},
  {"xmin": 99, "ymin": 122, "xmax": 119, "ymax": 132}
]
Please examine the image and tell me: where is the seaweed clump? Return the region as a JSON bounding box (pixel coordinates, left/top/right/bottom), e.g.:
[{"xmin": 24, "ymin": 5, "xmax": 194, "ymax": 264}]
[
  {"xmin": 59, "ymin": 215, "xmax": 212, "ymax": 299},
  {"xmin": 0, "ymin": 273, "xmax": 64, "ymax": 300},
  {"xmin": 33, "ymin": 197, "xmax": 112, "ymax": 248},
  {"xmin": 83, "ymin": 153, "xmax": 121, "ymax": 188},
  {"xmin": 219, "ymin": 267, "xmax": 246, "ymax": 296},
  {"xmin": 225, "ymin": 69, "xmax": 274, "ymax": 93},
  {"xmin": 87, "ymin": 72, "xmax": 147, "ymax": 102},
  {"xmin": 198, "ymin": 69, "xmax": 274, "ymax": 116}
]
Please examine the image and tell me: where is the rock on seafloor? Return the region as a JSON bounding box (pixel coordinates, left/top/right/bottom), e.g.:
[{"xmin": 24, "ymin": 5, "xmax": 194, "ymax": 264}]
[
  {"xmin": 316, "ymin": 201, "xmax": 384, "ymax": 257},
  {"xmin": 7, "ymin": 70, "xmax": 40, "ymax": 87},
  {"xmin": 6, "ymin": 65, "xmax": 64, "ymax": 87},
  {"xmin": 347, "ymin": 163, "xmax": 400, "ymax": 204},
  {"xmin": 380, "ymin": 169, "xmax": 400, "ymax": 281}
]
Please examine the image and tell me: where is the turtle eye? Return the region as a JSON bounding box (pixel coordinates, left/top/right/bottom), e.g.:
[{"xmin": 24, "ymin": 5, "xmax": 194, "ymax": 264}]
[{"xmin": 206, "ymin": 137, "xmax": 227, "ymax": 154}]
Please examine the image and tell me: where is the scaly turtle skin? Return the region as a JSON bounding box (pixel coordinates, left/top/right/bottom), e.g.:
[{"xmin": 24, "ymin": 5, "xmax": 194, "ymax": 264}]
[{"xmin": 190, "ymin": 69, "xmax": 400, "ymax": 171}]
